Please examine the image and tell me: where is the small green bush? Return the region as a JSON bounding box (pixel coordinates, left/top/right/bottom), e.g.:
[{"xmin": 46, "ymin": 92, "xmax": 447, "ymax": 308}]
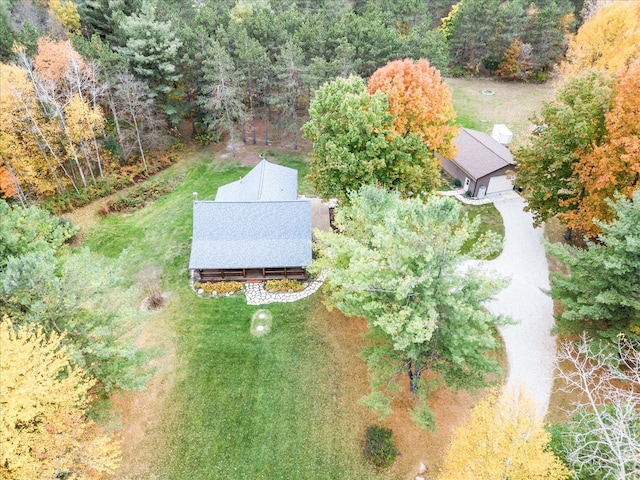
[
  {"xmin": 264, "ymin": 279, "xmax": 305, "ymax": 292},
  {"xmin": 533, "ymin": 70, "xmax": 548, "ymax": 84},
  {"xmin": 450, "ymin": 65, "xmax": 466, "ymax": 77},
  {"xmin": 453, "ymin": 178, "xmax": 462, "ymax": 187},
  {"xmin": 362, "ymin": 425, "xmax": 398, "ymax": 468},
  {"xmin": 194, "ymin": 133, "xmax": 218, "ymax": 145},
  {"xmin": 199, "ymin": 281, "xmax": 243, "ymax": 295}
]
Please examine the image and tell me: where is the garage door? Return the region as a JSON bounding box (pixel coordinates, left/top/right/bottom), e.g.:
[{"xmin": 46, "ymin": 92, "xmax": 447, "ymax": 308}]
[{"xmin": 487, "ymin": 175, "xmax": 513, "ymax": 194}]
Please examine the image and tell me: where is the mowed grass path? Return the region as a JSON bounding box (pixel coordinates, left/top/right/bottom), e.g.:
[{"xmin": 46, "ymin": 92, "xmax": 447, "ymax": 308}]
[{"xmin": 83, "ymin": 154, "xmax": 394, "ymax": 479}]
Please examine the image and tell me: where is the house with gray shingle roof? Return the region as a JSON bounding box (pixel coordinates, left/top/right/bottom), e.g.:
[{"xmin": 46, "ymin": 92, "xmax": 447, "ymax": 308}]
[
  {"xmin": 438, "ymin": 128, "xmax": 516, "ymax": 198},
  {"xmin": 189, "ymin": 160, "xmax": 312, "ymax": 282}
]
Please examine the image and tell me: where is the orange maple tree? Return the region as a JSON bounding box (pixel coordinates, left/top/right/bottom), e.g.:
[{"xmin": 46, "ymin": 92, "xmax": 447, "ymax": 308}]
[
  {"xmin": 563, "ymin": 60, "xmax": 640, "ymax": 236},
  {"xmin": 0, "ymin": 166, "xmax": 18, "ymax": 198},
  {"xmin": 33, "ymin": 37, "xmax": 85, "ymax": 83},
  {"xmin": 367, "ymin": 58, "xmax": 458, "ymax": 159}
]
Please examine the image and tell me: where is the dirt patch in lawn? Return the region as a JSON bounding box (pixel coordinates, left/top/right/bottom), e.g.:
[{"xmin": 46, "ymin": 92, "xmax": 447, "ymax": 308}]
[
  {"xmin": 446, "ymin": 77, "xmax": 555, "ymax": 148},
  {"xmin": 311, "ymin": 298, "xmax": 488, "ymax": 479},
  {"xmin": 204, "ymin": 116, "xmax": 312, "ymax": 167}
]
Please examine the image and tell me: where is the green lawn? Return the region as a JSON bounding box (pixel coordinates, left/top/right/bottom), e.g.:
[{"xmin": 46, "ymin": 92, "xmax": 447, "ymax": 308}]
[
  {"xmin": 80, "ymin": 149, "xmax": 505, "ymax": 479},
  {"xmin": 446, "ymin": 77, "xmax": 554, "ymax": 148},
  {"xmin": 151, "ymin": 296, "xmax": 389, "ymax": 479},
  {"xmin": 83, "ymin": 153, "xmax": 395, "ymax": 479},
  {"xmin": 462, "ymin": 203, "xmax": 505, "ymax": 260}
]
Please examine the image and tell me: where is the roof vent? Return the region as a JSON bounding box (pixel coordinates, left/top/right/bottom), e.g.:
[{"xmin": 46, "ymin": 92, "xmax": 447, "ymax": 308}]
[
  {"xmin": 492, "ymin": 124, "xmax": 513, "ymax": 146},
  {"xmin": 193, "ymin": 192, "xmax": 199, "ymax": 202}
]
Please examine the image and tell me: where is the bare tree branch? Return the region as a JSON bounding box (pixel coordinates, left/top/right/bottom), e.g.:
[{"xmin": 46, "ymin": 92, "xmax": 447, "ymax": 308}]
[{"xmin": 555, "ymin": 334, "xmax": 640, "ymax": 480}]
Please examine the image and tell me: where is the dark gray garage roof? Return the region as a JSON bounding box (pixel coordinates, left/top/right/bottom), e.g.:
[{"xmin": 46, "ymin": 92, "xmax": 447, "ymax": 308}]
[
  {"xmin": 452, "ymin": 128, "xmax": 515, "ymax": 180},
  {"xmin": 215, "ymin": 159, "xmax": 298, "ymax": 201},
  {"xmin": 189, "ymin": 200, "xmax": 312, "ymax": 269}
]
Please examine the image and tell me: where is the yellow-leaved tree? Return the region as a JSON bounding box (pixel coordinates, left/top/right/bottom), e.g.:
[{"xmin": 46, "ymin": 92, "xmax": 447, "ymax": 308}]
[
  {"xmin": 32, "ymin": 37, "xmax": 108, "ymax": 186},
  {"xmin": 563, "ymin": 59, "xmax": 640, "ymax": 237},
  {"xmin": 0, "ymin": 318, "xmax": 121, "ymax": 479},
  {"xmin": 0, "ymin": 62, "xmax": 65, "ymax": 198},
  {"xmin": 438, "ymin": 388, "xmax": 571, "ymax": 480},
  {"xmin": 50, "ymin": 0, "xmax": 81, "ymax": 33},
  {"xmin": 561, "ymin": 1, "xmax": 640, "ymax": 79}
]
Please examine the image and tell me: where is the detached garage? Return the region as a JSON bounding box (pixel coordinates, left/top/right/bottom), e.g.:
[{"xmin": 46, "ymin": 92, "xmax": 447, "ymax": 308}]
[{"xmin": 438, "ymin": 128, "xmax": 516, "ymax": 198}]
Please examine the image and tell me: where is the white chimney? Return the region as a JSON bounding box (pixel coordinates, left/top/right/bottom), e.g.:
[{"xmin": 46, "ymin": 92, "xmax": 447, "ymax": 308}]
[{"xmin": 492, "ymin": 124, "xmax": 513, "ymax": 146}]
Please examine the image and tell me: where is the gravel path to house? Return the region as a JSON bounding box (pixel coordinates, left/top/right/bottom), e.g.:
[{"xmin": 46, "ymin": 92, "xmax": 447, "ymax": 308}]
[{"xmin": 481, "ymin": 193, "xmax": 557, "ymax": 418}]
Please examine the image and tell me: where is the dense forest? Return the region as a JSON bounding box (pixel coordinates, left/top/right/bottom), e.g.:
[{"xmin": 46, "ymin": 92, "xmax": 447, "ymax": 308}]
[{"xmin": 1, "ymin": 0, "xmax": 585, "ymax": 206}]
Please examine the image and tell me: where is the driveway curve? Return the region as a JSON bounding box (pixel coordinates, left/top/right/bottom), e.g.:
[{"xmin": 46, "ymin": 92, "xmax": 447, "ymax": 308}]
[{"xmin": 481, "ymin": 193, "xmax": 557, "ymax": 418}]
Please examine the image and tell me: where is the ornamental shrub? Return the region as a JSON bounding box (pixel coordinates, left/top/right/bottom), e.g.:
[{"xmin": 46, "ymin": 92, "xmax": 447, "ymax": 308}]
[
  {"xmin": 200, "ymin": 281, "xmax": 243, "ymax": 295},
  {"xmin": 264, "ymin": 279, "xmax": 305, "ymax": 292},
  {"xmin": 362, "ymin": 425, "xmax": 398, "ymax": 468}
]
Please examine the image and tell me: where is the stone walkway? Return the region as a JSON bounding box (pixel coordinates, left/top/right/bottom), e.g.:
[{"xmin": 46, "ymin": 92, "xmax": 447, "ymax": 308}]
[{"xmin": 244, "ymin": 273, "xmax": 326, "ymax": 306}]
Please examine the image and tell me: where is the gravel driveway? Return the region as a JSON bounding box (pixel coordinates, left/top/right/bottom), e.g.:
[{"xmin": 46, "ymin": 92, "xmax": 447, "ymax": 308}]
[{"xmin": 481, "ymin": 192, "xmax": 557, "ymax": 418}]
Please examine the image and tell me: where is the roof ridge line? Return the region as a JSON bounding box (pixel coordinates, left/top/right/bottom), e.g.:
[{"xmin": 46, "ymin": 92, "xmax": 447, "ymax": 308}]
[
  {"xmin": 200, "ymin": 199, "xmax": 310, "ymax": 205},
  {"xmin": 467, "ymin": 128, "xmax": 514, "ymax": 165},
  {"xmin": 257, "ymin": 159, "xmax": 267, "ymax": 200}
]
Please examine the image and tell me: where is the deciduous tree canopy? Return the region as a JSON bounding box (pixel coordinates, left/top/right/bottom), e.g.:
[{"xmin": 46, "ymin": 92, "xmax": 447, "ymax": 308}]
[
  {"xmin": 438, "ymin": 388, "xmax": 571, "ymax": 480},
  {"xmin": 517, "ymin": 54, "xmax": 640, "ymax": 237},
  {"xmin": 515, "ymin": 70, "xmax": 613, "ymax": 231},
  {"xmin": 561, "ymin": 0, "xmax": 640, "ymax": 79},
  {"xmin": 367, "ymin": 58, "xmax": 458, "ymax": 158},
  {"xmin": 303, "ymin": 76, "xmax": 440, "ymax": 202},
  {"xmin": 565, "ymin": 60, "xmax": 640, "ymax": 236},
  {"xmin": 313, "ymin": 185, "xmax": 507, "ymax": 428},
  {"xmin": 0, "ymin": 319, "xmax": 121, "ymax": 480}
]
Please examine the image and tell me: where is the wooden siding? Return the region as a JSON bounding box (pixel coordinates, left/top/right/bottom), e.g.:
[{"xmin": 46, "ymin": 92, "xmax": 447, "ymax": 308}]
[{"xmin": 194, "ymin": 267, "xmax": 308, "ymax": 282}]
